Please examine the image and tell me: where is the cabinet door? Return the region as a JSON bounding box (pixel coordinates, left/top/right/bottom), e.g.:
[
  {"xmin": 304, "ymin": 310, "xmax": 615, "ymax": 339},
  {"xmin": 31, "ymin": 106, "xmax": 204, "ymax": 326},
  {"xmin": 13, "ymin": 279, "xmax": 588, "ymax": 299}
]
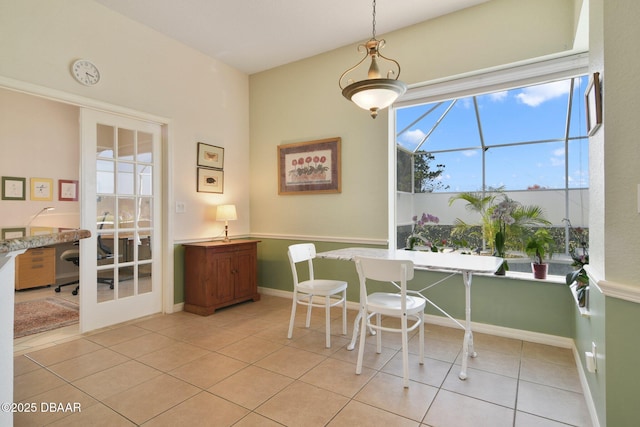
[
  {"xmin": 214, "ymin": 251, "xmax": 235, "ymax": 303},
  {"xmin": 234, "ymin": 248, "xmax": 257, "ymax": 299}
]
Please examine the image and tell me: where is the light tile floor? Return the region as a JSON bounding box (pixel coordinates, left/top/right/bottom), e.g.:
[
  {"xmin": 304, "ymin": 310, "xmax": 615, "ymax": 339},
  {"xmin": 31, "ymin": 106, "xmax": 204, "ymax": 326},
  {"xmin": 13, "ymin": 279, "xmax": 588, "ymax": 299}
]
[{"xmin": 13, "ymin": 293, "xmax": 593, "ymax": 426}]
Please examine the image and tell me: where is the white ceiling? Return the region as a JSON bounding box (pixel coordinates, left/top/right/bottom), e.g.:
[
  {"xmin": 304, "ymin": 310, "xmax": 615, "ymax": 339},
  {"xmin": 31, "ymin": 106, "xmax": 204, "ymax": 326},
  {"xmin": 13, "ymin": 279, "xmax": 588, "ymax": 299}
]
[{"xmin": 95, "ymin": 0, "xmax": 490, "ymax": 74}]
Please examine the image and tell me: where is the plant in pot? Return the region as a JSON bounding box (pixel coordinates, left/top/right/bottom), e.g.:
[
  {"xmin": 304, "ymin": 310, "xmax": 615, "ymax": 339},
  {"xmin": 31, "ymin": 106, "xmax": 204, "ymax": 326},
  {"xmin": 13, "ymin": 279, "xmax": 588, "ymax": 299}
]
[
  {"xmin": 525, "ymin": 228, "xmax": 554, "ymax": 279},
  {"xmin": 564, "ymin": 221, "xmax": 589, "ymax": 307}
]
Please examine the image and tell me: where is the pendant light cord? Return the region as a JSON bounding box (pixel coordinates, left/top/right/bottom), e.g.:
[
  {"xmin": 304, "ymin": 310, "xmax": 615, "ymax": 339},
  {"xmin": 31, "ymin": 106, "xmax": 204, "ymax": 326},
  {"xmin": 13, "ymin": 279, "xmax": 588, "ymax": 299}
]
[{"xmin": 371, "ymin": 0, "xmax": 377, "ymax": 40}]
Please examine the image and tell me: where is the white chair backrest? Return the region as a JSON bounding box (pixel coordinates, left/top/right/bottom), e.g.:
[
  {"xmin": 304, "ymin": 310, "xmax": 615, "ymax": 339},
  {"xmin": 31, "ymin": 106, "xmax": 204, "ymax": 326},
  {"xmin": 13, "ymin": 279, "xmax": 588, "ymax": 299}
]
[
  {"xmin": 288, "ymin": 243, "xmax": 316, "ymax": 285},
  {"xmin": 355, "ymin": 256, "xmax": 414, "ymax": 309}
]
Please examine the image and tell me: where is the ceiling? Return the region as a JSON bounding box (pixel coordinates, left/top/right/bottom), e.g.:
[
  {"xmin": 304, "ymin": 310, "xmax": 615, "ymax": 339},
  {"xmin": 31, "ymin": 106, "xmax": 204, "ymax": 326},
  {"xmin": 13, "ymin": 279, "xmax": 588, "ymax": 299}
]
[{"xmin": 95, "ymin": 0, "xmax": 490, "ymax": 74}]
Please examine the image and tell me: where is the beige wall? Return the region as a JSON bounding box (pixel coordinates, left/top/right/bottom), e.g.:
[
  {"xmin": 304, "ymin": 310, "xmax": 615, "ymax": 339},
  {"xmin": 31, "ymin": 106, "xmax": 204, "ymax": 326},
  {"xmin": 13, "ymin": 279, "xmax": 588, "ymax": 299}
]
[
  {"xmin": 0, "ymin": 88, "xmax": 80, "ymax": 228},
  {"xmin": 0, "ymin": 0, "xmax": 250, "ymax": 242},
  {"xmin": 249, "ymin": 0, "xmax": 579, "ymax": 242}
]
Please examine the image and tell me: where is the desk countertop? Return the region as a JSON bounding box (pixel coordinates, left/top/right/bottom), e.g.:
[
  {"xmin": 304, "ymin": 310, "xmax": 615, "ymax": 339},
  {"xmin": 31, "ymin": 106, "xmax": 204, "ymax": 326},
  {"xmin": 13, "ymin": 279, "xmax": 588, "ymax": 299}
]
[{"xmin": 0, "ymin": 228, "xmax": 91, "ymax": 253}]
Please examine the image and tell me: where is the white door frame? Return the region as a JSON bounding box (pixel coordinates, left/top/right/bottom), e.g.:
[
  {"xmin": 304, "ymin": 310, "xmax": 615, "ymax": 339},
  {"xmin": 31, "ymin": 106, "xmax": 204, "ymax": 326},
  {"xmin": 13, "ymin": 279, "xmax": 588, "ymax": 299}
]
[{"xmin": 0, "ymin": 76, "xmax": 175, "ymax": 323}]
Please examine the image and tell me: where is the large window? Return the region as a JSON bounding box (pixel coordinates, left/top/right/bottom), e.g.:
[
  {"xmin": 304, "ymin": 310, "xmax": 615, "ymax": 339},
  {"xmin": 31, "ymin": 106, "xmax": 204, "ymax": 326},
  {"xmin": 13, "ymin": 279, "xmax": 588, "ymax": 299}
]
[{"xmin": 393, "ymin": 56, "xmax": 590, "ymax": 275}]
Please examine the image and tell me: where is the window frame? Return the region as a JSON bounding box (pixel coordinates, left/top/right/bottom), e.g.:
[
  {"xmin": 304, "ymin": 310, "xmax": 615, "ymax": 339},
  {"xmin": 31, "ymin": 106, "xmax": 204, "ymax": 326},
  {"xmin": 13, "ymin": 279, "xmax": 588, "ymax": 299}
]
[{"xmin": 388, "ymin": 53, "xmax": 590, "ymax": 250}]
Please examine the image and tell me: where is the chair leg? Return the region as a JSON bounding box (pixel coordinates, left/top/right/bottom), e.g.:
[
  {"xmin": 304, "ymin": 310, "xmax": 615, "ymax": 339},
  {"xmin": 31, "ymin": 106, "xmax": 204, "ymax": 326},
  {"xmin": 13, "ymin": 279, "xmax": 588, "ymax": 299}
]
[
  {"xmin": 341, "ymin": 290, "xmax": 347, "ymax": 335},
  {"xmin": 401, "ymin": 315, "xmax": 409, "ymax": 388},
  {"xmin": 305, "ymin": 295, "xmax": 313, "ymax": 328},
  {"xmin": 355, "ymin": 307, "xmax": 368, "ymax": 375},
  {"xmin": 287, "ymin": 292, "xmax": 298, "ymax": 339},
  {"xmin": 419, "ymin": 313, "xmax": 425, "ymax": 365},
  {"xmin": 375, "ymin": 313, "xmax": 382, "ymax": 354},
  {"xmin": 325, "ymin": 295, "xmax": 331, "ymax": 348}
]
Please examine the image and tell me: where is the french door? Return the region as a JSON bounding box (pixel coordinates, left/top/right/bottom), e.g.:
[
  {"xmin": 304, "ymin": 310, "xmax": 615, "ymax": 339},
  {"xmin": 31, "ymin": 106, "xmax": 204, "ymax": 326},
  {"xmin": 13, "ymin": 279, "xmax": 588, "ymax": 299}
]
[{"xmin": 79, "ymin": 109, "xmax": 162, "ymax": 332}]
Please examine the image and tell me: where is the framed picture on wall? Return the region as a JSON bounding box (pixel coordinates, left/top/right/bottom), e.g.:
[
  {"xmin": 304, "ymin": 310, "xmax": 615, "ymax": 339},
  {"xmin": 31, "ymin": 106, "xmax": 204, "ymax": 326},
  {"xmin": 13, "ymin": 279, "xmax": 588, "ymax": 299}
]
[
  {"xmin": 59, "ymin": 179, "xmax": 79, "ymax": 201},
  {"xmin": 1, "ymin": 176, "xmax": 26, "ymax": 200},
  {"xmin": 197, "ymin": 167, "xmax": 224, "ymax": 193},
  {"xmin": 30, "ymin": 177, "xmax": 53, "ymax": 201},
  {"xmin": 585, "ymin": 72, "xmax": 602, "ymax": 136},
  {"xmin": 197, "ymin": 142, "xmax": 224, "ymax": 169},
  {"xmin": 1, "ymin": 227, "xmax": 26, "ymax": 240},
  {"xmin": 277, "ymin": 137, "xmax": 341, "ymax": 195}
]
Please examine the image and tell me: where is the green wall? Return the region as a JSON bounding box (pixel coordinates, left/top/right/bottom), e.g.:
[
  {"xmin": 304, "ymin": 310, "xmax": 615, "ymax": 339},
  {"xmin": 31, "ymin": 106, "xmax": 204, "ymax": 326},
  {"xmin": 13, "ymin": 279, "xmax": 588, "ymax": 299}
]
[
  {"xmin": 175, "ymin": 238, "xmax": 575, "ymax": 338},
  {"xmin": 257, "ymin": 238, "xmax": 574, "ymax": 337}
]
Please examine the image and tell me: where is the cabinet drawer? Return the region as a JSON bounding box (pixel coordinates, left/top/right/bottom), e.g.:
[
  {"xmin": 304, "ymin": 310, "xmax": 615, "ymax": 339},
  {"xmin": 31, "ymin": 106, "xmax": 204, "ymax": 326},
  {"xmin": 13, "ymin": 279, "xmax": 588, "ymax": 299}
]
[{"xmin": 15, "ymin": 247, "xmax": 56, "ymax": 290}]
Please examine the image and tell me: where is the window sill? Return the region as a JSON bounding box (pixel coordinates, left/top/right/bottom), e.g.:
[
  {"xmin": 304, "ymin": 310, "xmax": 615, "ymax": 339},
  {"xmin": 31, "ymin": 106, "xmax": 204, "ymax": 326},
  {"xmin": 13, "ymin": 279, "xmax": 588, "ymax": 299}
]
[{"xmin": 569, "ymin": 283, "xmax": 590, "ymax": 317}]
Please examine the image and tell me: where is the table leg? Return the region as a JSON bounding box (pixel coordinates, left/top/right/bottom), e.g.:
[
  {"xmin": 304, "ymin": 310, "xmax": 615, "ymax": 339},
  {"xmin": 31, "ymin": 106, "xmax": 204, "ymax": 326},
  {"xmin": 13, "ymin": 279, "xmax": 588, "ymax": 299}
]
[
  {"xmin": 347, "ymin": 310, "xmax": 361, "ymax": 351},
  {"xmin": 459, "ymin": 271, "xmax": 477, "ymax": 380}
]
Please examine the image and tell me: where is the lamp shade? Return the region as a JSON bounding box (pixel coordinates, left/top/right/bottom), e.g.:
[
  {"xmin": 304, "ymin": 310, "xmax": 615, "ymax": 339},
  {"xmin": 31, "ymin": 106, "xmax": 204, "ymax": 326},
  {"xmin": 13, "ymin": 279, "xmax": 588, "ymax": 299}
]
[
  {"xmin": 342, "ymin": 78, "xmax": 407, "ymax": 114},
  {"xmin": 216, "ymin": 204, "xmax": 237, "ymax": 221}
]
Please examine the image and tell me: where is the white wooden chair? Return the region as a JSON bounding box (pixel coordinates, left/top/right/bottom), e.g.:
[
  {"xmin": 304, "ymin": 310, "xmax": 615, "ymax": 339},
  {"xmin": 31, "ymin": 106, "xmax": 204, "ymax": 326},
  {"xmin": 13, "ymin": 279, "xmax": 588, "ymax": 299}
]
[
  {"xmin": 287, "ymin": 243, "xmax": 348, "ymax": 348},
  {"xmin": 354, "ymin": 256, "xmax": 426, "ymax": 387}
]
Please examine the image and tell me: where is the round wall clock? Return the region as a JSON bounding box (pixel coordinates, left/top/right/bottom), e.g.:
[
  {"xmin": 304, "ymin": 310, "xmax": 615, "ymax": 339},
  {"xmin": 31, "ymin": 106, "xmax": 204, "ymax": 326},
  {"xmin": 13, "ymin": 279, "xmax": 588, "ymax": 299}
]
[{"xmin": 71, "ymin": 59, "xmax": 100, "ymax": 86}]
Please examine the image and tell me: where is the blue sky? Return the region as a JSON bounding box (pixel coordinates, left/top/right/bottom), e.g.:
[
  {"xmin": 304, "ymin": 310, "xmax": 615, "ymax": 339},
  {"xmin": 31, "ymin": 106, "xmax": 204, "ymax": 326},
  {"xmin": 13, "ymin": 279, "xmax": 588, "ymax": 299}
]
[{"xmin": 396, "ymin": 76, "xmax": 590, "ymax": 192}]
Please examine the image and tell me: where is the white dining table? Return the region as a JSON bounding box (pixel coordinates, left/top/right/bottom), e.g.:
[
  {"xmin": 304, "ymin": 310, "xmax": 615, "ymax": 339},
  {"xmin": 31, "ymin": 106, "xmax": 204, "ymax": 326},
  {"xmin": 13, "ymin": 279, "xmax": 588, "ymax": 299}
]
[{"xmin": 316, "ymin": 247, "xmax": 503, "ymax": 380}]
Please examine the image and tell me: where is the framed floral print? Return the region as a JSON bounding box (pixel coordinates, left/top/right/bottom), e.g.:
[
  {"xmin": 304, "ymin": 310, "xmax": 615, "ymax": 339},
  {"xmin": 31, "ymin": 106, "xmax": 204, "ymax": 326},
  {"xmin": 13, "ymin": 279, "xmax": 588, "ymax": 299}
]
[{"xmin": 278, "ymin": 137, "xmax": 341, "ymax": 195}]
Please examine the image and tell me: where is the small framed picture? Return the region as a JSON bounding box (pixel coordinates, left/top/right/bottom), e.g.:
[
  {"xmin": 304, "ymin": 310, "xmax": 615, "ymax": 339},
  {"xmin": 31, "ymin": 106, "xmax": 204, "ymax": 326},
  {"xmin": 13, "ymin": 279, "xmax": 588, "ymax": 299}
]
[
  {"xmin": 1, "ymin": 227, "xmax": 26, "ymax": 240},
  {"xmin": 30, "ymin": 177, "xmax": 54, "ymax": 201},
  {"xmin": 197, "ymin": 167, "xmax": 224, "ymax": 193},
  {"xmin": 197, "ymin": 142, "xmax": 224, "ymax": 169},
  {"xmin": 2, "ymin": 176, "xmax": 26, "ymax": 200},
  {"xmin": 585, "ymin": 72, "xmax": 602, "ymax": 136},
  {"xmin": 59, "ymin": 179, "xmax": 79, "ymax": 201},
  {"xmin": 30, "ymin": 226, "xmax": 55, "ymax": 236}
]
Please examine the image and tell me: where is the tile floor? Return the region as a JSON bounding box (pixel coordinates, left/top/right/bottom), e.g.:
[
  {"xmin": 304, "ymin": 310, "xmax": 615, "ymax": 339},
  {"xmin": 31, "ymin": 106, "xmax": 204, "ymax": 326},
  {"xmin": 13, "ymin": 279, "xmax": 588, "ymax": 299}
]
[{"xmin": 13, "ymin": 292, "xmax": 593, "ymax": 426}]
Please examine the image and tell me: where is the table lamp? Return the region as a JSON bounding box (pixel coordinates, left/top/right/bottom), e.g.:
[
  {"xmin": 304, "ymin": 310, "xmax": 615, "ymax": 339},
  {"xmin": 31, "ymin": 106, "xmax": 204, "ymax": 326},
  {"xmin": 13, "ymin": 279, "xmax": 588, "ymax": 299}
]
[
  {"xmin": 216, "ymin": 204, "xmax": 237, "ymax": 242},
  {"xmin": 26, "ymin": 206, "xmax": 55, "ymax": 227}
]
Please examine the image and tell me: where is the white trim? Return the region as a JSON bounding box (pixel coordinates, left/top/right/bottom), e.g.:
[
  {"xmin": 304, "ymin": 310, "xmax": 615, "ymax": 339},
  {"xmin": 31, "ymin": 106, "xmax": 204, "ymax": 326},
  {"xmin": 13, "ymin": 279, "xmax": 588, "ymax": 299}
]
[
  {"xmin": 598, "ymin": 279, "xmax": 640, "ymax": 304},
  {"xmin": 250, "ymin": 233, "xmax": 387, "ymax": 246},
  {"xmin": 259, "ymin": 286, "xmax": 573, "ymax": 347},
  {"xmin": 396, "ymin": 52, "xmax": 589, "ymax": 107},
  {"xmin": 584, "ymin": 265, "xmax": 640, "ymax": 304},
  {"xmin": 0, "ymin": 76, "xmax": 170, "ymax": 124}
]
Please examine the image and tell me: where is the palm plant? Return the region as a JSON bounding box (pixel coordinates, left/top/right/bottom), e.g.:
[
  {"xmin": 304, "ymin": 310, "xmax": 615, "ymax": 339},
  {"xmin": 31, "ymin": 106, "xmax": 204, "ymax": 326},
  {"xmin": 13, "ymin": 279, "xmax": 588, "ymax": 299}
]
[{"xmin": 449, "ymin": 188, "xmax": 551, "ymax": 254}]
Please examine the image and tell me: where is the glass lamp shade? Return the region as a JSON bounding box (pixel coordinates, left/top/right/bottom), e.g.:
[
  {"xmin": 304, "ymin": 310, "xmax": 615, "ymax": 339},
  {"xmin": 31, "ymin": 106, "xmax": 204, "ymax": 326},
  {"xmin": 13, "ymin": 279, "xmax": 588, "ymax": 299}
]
[
  {"xmin": 216, "ymin": 204, "xmax": 237, "ymax": 221},
  {"xmin": 342, "ymin": 78, "xmax": 407, "ymax": 118}
]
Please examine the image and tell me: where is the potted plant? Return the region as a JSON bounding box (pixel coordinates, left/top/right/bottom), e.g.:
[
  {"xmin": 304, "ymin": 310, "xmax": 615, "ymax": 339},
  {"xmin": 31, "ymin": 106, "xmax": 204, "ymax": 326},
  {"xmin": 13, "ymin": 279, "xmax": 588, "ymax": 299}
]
[
  {"xmin": 525, "ymin": 228, "xmax": 554, "ymax": 279},
  {"xmin": 564, "ymin": 221, "xmax": 589, "ymax": 307}
]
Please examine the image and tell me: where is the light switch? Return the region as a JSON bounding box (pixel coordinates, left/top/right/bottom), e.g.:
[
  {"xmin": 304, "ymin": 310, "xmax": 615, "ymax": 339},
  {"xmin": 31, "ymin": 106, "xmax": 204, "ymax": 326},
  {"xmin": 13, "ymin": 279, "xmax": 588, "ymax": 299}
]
[{"xmin": 175, "ymin": 201, "xmax": 186, "ymax": 213}]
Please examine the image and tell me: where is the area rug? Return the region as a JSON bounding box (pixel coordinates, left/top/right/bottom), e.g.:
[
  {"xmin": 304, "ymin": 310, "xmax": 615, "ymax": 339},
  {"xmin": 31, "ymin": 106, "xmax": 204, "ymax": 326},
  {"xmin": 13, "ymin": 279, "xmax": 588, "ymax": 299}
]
[{"xmin": 14, "ymin": 298, "xmax": 79, "ymax": 339}]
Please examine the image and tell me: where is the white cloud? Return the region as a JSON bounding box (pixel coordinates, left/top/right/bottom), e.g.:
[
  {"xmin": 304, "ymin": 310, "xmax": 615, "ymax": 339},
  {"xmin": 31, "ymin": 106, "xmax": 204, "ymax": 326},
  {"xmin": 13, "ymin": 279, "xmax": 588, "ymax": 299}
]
[
  {"xmin": 515, "ymin": 80, "xmax": 571, "ymax": 107},
  {"xmin": 489, "ymin": 91, "xmax": 508, "ymax": 102},
  {"xmin": 462, "ymin": 150, "xmax": 478, "ymax": 157},
  {"xmin": 397, "ymin": 128, "xmax": 427, "ymax": 150}
]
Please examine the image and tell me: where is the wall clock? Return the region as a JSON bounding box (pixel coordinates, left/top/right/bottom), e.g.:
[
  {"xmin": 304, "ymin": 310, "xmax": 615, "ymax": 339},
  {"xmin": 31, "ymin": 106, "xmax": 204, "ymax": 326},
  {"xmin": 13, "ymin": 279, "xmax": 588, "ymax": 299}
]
[{"xmin": 71, "ymin": 59, "xmax": 100, "ymax": 86}]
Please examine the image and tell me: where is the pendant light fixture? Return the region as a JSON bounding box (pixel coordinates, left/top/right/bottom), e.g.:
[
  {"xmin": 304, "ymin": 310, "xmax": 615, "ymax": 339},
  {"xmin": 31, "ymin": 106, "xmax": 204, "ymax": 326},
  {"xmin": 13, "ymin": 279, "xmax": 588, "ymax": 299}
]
[{"xmin": 339, "ymin": 0, "xmax": 407, "ymax": 119}]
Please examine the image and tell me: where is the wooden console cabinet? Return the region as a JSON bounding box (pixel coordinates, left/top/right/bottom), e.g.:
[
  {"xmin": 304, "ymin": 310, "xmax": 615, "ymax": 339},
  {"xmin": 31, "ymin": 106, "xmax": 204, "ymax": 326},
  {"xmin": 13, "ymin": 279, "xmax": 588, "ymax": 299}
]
[
  {"xmin": 183, "ymin": 239, "xmax": 260, "ymax": 315},
  {"xmin": 15, "ymin": 247, "xmax": 56, "ymax": 290}
]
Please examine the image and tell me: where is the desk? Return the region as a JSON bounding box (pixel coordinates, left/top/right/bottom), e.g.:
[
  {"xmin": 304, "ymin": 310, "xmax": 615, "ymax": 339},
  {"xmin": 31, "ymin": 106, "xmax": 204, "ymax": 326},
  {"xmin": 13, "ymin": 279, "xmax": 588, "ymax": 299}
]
[{"xmin": 316, "ymin": 247, "xmax": 503, "ymax": 380}]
